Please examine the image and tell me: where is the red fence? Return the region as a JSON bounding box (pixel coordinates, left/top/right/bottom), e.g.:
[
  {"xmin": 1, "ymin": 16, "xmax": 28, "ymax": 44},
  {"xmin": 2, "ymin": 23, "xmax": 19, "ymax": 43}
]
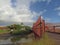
[
  {"xmin": 46, "ymin": 26, "xmax": 60, "ymax": 33},
  {"xmin": 32, "ymin": 16, "xmax": 60, "ymax": 39},
  {"xmin": 32, "ymin": 16, "xmax": 45, "ymax": 38}
]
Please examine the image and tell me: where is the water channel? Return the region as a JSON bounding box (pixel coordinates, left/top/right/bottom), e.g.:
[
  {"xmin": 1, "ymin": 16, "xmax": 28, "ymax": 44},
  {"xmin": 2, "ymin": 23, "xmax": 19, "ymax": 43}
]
[{"xmin": 0, "ymin": 34, "xmax": 33, "ymax": 45}]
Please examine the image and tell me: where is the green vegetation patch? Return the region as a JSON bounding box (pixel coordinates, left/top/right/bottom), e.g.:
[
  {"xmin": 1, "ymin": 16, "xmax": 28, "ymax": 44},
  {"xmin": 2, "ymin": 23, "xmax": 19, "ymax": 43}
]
[
  {"xmin": 0, "ymin": 30, "xmax": 9, "ymax": 34},
  {"xmin": 11, "ymin": 30, "xmax": 32, "ymax": 35}
]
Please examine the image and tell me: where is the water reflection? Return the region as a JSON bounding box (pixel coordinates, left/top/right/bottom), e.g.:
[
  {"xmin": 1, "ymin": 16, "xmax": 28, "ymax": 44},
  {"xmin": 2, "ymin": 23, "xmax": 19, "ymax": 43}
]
[
  {"xmin": 10, "ymin": 36, "xmax": 21, "ymax": 45},
  {"xmin": 0, "ymin": 35, "xmax": 32, "ymax": 45}
]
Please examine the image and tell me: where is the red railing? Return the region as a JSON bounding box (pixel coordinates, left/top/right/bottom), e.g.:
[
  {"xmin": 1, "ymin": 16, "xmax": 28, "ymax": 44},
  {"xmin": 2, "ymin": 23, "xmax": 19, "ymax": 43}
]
[{"xmin": 32, "ymin": 16, "xmax": 45, "ymax": 38}]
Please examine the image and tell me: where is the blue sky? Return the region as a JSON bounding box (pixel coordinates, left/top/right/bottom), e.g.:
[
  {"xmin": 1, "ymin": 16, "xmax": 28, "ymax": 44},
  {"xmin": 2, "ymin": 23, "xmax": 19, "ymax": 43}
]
[
  {"xmin": 11, "ymin": 0, "xmax": 17, "ymax": 7},
  {"xmin": 0, "ymin": 0, "xmax": 60, "ymax": 26},
  {"xmin": 29, "ymin": 0, "xmax": 60, "ymax": 23}
]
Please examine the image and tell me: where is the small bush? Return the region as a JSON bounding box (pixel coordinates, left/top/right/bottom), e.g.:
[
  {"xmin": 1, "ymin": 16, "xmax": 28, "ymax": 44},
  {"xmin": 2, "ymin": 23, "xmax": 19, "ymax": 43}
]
[{"xmin": 11, "ymin": 30, "xmax": 32, "ymax": 35}]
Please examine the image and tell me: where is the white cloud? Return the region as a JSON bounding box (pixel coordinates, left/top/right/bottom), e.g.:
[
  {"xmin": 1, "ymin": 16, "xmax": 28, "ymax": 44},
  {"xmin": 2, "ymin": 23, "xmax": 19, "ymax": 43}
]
[
  {"xmin": 32, "ymin": 9, "xmax": 47, "ymax": 16},
  {"xmin": 45, "ymin": 17, "xmax": 51, "ymax": 22},
  {"xmin": 0, "ymin": 0, "xmax": 38, "ymax": 26},
  {"xmin": 0, "ymin": 0, "xmax": 35, "ymax": 23},
  {"xmin": 55, "ymin": 7, "xmax": 60, "ymax": 11},
  {"xmin": 31, "ymin": 0, "xmax": 51, "ymax": 4},
  {"xmin": 39, "ymin": 9, "xmax": 47, "ymax": 15},
  {"xmin": 54, "ymin": 7, "xmax": 60, "ymax": 16},
  {"xmin": 58, "ymin": 12, "xmax": 60, "ymax": 16},
  {"xmin": 47, "ymin": 0, "xmax": 51, "ymax": 4},
  {"xmin": 0, "ymin": 0, "xmax": 48, "ymax": 26}
]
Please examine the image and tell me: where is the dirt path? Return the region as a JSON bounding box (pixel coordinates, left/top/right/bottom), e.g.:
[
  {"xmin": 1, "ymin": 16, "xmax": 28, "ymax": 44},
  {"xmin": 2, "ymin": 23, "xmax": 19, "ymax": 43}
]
[{"xmin": 47, "ymin": 32, "xmax": 60, "ymax": 45}]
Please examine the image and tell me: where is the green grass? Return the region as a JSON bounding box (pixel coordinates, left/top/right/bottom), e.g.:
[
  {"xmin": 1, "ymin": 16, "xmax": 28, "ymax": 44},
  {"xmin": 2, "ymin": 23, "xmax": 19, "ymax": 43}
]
[
  {"xmin": 0, "ymin": 30, "xmax": 9, "ymax": 34},
  {"xmin": 21, "ymin": 33, "xmax": 56, "ymax": 45}
]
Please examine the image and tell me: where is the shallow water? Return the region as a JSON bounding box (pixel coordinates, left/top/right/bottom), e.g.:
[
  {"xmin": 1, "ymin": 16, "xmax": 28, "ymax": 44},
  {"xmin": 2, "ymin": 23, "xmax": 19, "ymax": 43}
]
[{"xmin": 0, "ymin": 35, "xmax": 32, "ymax": 45}]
